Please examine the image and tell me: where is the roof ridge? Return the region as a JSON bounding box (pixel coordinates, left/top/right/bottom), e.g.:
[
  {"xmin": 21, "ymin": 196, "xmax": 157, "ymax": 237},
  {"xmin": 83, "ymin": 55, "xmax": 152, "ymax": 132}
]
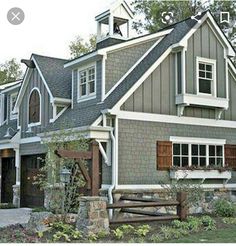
[{"xmin": 32, "ymin": 53, "xmax": 69, "ymax": 62}]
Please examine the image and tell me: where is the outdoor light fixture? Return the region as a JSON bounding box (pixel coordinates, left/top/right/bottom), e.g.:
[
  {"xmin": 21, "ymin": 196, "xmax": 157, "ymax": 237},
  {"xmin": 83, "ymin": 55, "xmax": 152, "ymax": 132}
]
[
  {"xmin": 60, "ymin": 166, "xmax": 71, "ymax": 184},
  {"xmin": 4, "ymin": 127, "xmax": 17, "ymax": 138}
]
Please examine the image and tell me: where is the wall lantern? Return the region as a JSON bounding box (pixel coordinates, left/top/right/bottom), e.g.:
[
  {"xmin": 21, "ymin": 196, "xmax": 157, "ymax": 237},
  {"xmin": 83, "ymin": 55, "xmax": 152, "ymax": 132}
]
[{"xmin": 60, "ymin": 166, "xmax": 71, "ymax": 184}]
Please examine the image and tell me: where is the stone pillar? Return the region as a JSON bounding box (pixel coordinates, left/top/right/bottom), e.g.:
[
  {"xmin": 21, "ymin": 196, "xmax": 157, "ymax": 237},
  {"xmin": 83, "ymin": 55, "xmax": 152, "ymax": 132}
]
[
  {"xmin": 44, "ymin": 183, "xmax": 65, "ymax": 212},
  {"xmin": 13, "ymin": 148, "xmax": 21, "ymax": 207},
  {"xmin": 76, "ymin": 196, "xmax": 109, "ymax": 235}
]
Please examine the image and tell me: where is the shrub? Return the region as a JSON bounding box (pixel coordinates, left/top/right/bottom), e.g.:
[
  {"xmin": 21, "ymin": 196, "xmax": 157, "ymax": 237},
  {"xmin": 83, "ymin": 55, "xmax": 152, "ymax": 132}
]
[
  {"xmin": 222, "ymin": 217, "xmax": 236, "ymax": 224},
  {"xmin": 134, "ymin": 225, "xmax": 150, "ymax": 237},
  {"xmin": 112, "ymin": 228, "xmax": 124, "ymax": 240},
  {"xmin": 0, "ymin": 203, "xmax": 16, "ymax": 209},
  {"xmin": 186, "ymin": 216, "xmax": 202, "ymax": 232},
  {"xmin": 200, "ymin": 216, "xmax": 216, "ymax": 231},
  {"xmin": 214, "ymin": 199, "xmax": 235, "ymax": 217}
]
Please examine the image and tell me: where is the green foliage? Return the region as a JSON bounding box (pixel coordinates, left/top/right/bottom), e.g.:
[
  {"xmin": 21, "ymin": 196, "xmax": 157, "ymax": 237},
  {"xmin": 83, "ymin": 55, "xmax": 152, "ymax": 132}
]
[
  {"xmin": 112, "ymin": 228, "xmax": 124, "ymax": 240},
  {"xmin": 87, "ymin": 233, "xmax": 98, "ymax": 242},
  {"xmin": 134, "ymin": 224, "xmax": 150, "ymax": 237},
  {"xmin": 48, "ymin": 221, "xmax": 82, "ymax": 242},
  {"xmin": 32, "ymin": 207, "xmax": 48, "ymax": 213},
  {"xmin": 214, "ymin": 199, "xmax": 235, "ymax": 217},
  {"xmin": 119, "ymin": 224, "xmax": 135, "ymax": 234},
  {"xmin": 150, "ymin": 234, "xmax": 164, "ymax": 243},
  {"xmin": 69, "ymin": 34, "xmax": 96, "ymax": 58},
  {"xmin": 0, "ymin": 58, "xmax": 22, "ymax": 85},
  {"xmin": 0, "ymin": 203, "xmax": 16, "ymax": 209},
  {"xmin": 186, "ymin": 216, "xmax": 202, "ymax": 232},
  {"xmin": 222, "ymin": 217, "xmax": 236, "ymax": 225},
  {"xmin": 200, "ymin": 216, "xmax": 216, "ymax": 231}
]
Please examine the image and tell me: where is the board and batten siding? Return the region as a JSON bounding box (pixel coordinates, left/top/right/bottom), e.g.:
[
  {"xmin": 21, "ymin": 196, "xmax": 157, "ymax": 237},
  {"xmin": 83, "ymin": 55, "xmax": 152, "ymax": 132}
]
[
  {"xmin": 19, "ymin": 69, "xmax": 53, "ymax": 138},
  {"xmin": 186, "ymin": 21, "xmax": 226, "ymax": 97},
  {"xmin": 105, "ymin": 38, "xmax": 159, "ymax": 93},
  {"xmin": 121, "ymin": 21, "xmax": 236, "ymax": 121}
]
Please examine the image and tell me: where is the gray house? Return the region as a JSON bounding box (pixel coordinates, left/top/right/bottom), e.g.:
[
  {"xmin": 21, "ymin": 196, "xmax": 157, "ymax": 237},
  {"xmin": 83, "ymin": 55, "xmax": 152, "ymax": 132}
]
[{"xmin": 1, "ymin": 0, "xmax": 236, "ymax": 208}]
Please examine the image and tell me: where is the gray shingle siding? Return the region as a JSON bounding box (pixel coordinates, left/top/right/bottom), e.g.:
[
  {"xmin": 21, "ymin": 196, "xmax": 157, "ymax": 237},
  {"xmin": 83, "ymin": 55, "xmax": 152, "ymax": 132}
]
[
  {"xmin": 20, "ymin": 142, "xmax": 47, "ymax": 156},
  {"xmin": 118, "ymin": 119, "xmax": 236, "ymax": 185},
  {"xmin": 105, "ymin": 38, "xmax": 158, "ymax": 93}
]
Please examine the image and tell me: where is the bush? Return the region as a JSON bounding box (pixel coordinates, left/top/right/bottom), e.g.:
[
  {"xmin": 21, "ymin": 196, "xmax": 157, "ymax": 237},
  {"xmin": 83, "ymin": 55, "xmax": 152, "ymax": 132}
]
[
  {"xmin": 200, "ymin": 216, "xmax": 216, "ymax": 231},
  {"xmin": 222, "ymin": 217, "xmax": 236, "ymax": 224},
  {"xmin": 214, "ymin": 199, "xmax": 235, "ymax": 217},
  {"xmin": 0, "ymin": 203, "xmax": 16, "ymax": 209}
]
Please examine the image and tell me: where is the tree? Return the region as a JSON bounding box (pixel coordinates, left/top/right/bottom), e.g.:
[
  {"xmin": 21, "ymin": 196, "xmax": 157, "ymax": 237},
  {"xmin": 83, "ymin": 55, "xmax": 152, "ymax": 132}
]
[
  {"xmin": 0, "ymin": 58, "xmax": 22, "ymax": 85},
  {"xmin": 132, "ymin": 0, "xmax": 236, "ymax": 46},
  {"xmin": 69, "ymin": 34, "xmax": 96, "ymax": 59}
]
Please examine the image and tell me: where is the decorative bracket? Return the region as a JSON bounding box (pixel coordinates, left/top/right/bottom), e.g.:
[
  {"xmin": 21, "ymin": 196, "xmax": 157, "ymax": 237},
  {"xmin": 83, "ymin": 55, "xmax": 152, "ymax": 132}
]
[
  {"xmin": 177, "ymin": 104, "xmax": 189, "ymax": 117},
  {"xmin": 215, "ymin": 108, "xmax": 225, "ymax": 120}
]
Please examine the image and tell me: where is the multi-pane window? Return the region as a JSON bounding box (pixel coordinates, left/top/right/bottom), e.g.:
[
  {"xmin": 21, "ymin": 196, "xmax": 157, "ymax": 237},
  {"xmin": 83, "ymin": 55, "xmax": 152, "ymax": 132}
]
[
  {"xmin": 197, "ymin": 58, "xmax": 215, "ymax": 95},
  {"xmin": 79, "ymin": 66, "xmax": 95, "ymax": 98},
  {"xmin": 173, "ymin": 143, "xmax": 224, "ymax": 167}
]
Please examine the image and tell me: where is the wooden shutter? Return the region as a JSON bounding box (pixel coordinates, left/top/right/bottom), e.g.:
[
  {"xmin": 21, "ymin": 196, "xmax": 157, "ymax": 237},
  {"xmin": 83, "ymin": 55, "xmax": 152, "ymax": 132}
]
[
  {"xmin": 225, "ymin": 144, "xmax": 236, "ymax": 170},
  {"xmin": 156, "ymin": 141, "xmax": 172, "ymax": 170},
  {"xmin": 29, "ymin": 90, "xmax": 40, "ymax": 123}
]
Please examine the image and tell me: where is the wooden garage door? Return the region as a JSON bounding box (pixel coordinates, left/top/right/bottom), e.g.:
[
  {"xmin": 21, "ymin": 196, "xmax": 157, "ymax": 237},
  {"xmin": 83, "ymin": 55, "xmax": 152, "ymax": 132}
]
[
  {"xmin": 1, "ymin": 158, "xmax": 15, "ymax": 203},
  {"xmin": 21, "ymin": 155, "xmax": 44, "ymax": 207}
]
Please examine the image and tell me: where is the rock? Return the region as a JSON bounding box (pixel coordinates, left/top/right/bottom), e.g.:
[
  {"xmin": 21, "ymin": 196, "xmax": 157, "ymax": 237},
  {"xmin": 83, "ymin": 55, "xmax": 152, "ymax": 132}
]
[{"xmin": 27, "ymin": 212, "xmax": 54, "ymax": 233}]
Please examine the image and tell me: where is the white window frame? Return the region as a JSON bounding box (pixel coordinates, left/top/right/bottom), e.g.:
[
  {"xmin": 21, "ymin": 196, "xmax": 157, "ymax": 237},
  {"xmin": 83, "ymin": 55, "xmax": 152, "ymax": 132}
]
[
  {"xmin": 170, "ymin": 136, "xmax": 225, "ymax": 168},
  {"xmin": 28, "ymin": 87, "xmax": 41, "ymax": 127},
  {"xmin": 10, "ymin": 92, "xmax": 18, "ymax": 120},
  {"xmin": 77, "ymin": 63, "xmax": 96, "ymax": 102},
  {"xmin": 196, "ymin": 57, "xmax": 217, "ymax": 97}
]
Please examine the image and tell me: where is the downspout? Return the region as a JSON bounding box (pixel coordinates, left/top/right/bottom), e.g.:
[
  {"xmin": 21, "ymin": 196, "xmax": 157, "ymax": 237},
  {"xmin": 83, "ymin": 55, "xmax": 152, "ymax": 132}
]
[{"xmin": 108, "ymin": 127, "xmax": 116, "ymax": 218}]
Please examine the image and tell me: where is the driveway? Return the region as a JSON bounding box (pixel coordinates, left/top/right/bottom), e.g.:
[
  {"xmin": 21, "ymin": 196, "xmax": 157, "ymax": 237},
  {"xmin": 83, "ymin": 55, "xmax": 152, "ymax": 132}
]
[{"xmin": 0, "ymin": 208, "xmax": 32, "ymax": 228}]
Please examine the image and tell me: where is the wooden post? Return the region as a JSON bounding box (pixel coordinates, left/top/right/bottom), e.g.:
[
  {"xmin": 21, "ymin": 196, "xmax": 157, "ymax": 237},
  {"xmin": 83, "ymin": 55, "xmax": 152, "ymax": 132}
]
[
  {"xmin": 177, "ymin": 192, "xmax": 187, "ymax": 221},
  {"xmin": 91, "ymin": 141, "xmax": 100, "ymax": 196}
]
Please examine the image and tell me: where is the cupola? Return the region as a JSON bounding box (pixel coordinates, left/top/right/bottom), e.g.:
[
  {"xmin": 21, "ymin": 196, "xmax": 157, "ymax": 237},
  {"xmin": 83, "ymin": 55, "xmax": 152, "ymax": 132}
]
[{"xmin": 95, "ymin": 0, "xmax": 134, "ymax": 48}]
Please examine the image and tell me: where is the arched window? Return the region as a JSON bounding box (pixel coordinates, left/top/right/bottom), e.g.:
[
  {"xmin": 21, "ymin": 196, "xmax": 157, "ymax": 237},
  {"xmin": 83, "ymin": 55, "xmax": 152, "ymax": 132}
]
[{"xmin": 29, "ymin": 89, "xmax": 40, "ymax": 124}]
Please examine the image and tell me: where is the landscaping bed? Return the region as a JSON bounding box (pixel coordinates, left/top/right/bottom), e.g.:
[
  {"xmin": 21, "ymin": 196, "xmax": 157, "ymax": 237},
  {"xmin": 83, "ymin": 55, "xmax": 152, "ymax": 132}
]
[{"xmin": 1, "ymin": 215, "xmax": 236, "ymax": 243}]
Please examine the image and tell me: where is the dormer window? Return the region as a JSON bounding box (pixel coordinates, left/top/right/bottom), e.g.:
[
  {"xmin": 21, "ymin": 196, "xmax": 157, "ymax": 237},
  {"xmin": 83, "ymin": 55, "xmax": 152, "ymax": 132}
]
[
  {"xmin": 10, "ymin": 93, "xmax": 17, "ymax": 120},
  {"xmin": 197, "ymin": 57, "xmax": 216, "ymax": 96},
  {"xmin": 28, "ymin": 88, "xmax": 41, "ymax": 126},
  {"xmin": 78, "ymin": 64, "xmax": 96, "ymax": 102}
]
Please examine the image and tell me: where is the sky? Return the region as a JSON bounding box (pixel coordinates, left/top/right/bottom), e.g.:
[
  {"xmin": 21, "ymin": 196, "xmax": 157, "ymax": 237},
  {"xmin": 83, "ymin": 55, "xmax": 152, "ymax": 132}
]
[{"xmin": 0, "ymin": 0, "xmax": 134, "ymax": 65}]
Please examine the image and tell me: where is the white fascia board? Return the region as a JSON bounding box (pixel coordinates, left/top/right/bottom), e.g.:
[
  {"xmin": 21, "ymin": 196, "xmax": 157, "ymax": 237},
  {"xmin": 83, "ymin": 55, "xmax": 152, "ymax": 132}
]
[
  {"xmin": 112, "ymin": 46, "xmax": 173, "ymax": 111},
  {"xmin": 64, "ymin": 51, "xmax": 100, "ymax": 68},
  {"xmin": 20, "ymin": 136, "xmax": 41, "ymax": 144},
  {"xmin": 206, "ymin": 12, "xmax": 235, "ymax": 57},
  {"xmin": 117, "ymin": 110, "xmax": 236, "ymax": 129},
  {"xmin": 53, "ymin": 97, "xmax": 71, "ymax": 105},
  {"xmin": 1, "ymin": 83, "xmax": 21, "ymax": 94},
  {"xmin": 99, "ymin": 29, "xmax": 173, "ymax": 54},
  {"xmin": 32, "ymin": 57, "xmax": 54, "ymax": 102},
  {"xmin": 14, "ymin": 68, "xmax": 32, "ymax": 109},
  {"xmin": 0, "ymin": 143, "xmax": 19, "ymax": 150},
  {"xmin": 228, "ymin": 59, "xmax": 236, "ymax": 79},
  {"xmin": 169, "ymin": 136, "xmax": 226, "ymax": 145},
  {"xmin": 103, "ymin": 36, "xmax": 165, "ymax": 101}
]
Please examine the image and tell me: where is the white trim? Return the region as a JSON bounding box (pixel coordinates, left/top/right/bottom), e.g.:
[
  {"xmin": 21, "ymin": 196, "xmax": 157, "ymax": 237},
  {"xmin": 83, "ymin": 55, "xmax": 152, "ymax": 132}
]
[
  {"xmin": 50, "ymin": 105, "xmax": 69, "ymax": 123},
  {"xmin": 53, "ymin": 97, "xmax": 71, "ymax": 105},
  {"xmin": 103, "ymin": 36, "xmax": 165, "ymax": 100},
  {"xmin": 113, "ymin": 46, "xmax": 173, "ymax": 111},
  {"xmin": 32, "ymin": 57, "xmax": 54, "ymax": 101},
  {"xmin": 10, "ymin": 92, "xmax": 18, "ymax": 120},
  {"xmin": 71, "ymin": 70, "xmax": 74, "ymax": 109},
  {"xmin": 20, "ymin": 136, "xmax": 41, "ymax": 144},
  {"xmin": 1, "ymin": 83, "xmax": 21, "ymax": 94},
  {"xmin": 101, "ymin": 54, "xmax": 107, "ymax": 101},
  {"xmin": 175, "ymin": 94, "xmax": 229, "ymax": 109},
  {"xmin": 117, "ymin": 110, "xmax": 236, "ymax": 129},
  {"xmin": 181, "ymin": 47, "xmax": 186, "ymax": 94},
  {"xmin": 92, "ymin": 115, "xmax": 103, "ymax": 126},
  {"xmin": 226, "ymin": 58, "xmax": 229, "ymax": 99},
  {"xmin": 169, "ymin": 136, "xmax": 226, "ymax": 145},
  {"xmin": 196, "ymin": 56, "xmax": 217, "ymax": 97},
  {"xmin": 27, "ymin": 87, "xmax": 41, "ymax": 127},
  {"xmin": 115, "ymin": 183, "xmax": 236, "ymax": 190},
  {"xmin": 77, "ymin": 63, "xmax": 97, "ymax": 102},
  {"xmin": 64, "ymin": 29, "xmax": 173, "ymax": 68}
]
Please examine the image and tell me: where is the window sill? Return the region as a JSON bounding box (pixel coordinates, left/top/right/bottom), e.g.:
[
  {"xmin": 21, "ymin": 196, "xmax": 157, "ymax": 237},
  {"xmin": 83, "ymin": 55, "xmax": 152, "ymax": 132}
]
[
  {"xmin": 77, "ymin": 94, "xmax": 96, "ymax": 103},
  {"xmin": 28, "ymin": 122, "xmax": 41, "ymax": 127},
  {"xmin": 170, "ymin": 169, "xmax": 231, "ymax": 181},
  {"xmin": 176, "ymin": 94, "xmax": 229, "ymax": 109}
]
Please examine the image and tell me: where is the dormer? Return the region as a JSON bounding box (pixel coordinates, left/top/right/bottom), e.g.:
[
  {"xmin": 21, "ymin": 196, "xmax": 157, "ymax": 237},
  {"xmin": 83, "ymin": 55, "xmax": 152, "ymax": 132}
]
[{"xmin": 95, "ymin": 0, "xmax": 134, "ymax": 48}]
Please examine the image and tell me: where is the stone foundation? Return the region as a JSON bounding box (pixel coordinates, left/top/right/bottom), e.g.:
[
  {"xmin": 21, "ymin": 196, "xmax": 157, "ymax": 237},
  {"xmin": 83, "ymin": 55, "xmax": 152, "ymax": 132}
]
[{"xmin": 76, "ymin": 196, "xmax": 109, "ymax": 235}]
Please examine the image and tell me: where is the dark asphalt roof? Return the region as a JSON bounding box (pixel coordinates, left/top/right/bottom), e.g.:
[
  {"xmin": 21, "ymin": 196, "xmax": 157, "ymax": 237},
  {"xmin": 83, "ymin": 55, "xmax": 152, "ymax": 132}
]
[
  {"xmin": 33, "ymin": 54, "xmax": 72, "ymax": 99},
  {"xmin": 44, "ymin": 12, "xmax": 207, "ymax": 133},
  {"xmin": 0, "ymin": 120, "xmax": 17, "ymax": 140}
]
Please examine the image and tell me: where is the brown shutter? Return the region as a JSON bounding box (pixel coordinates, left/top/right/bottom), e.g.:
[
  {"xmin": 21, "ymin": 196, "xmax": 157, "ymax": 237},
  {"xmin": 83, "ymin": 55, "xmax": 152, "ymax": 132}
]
[
  {"xmin": 156, "ymin": 141, "xmax": 172, "ymax": 170},
  {"xmin": 225, "ymin": 144, "xmax": 236, "ymax": 170}
]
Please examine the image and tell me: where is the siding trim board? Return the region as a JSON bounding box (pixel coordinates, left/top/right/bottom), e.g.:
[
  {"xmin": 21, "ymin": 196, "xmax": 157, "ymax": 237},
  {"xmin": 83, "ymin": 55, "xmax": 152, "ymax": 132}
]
[{"xmin": 117, "ymin": 110, "xmax": 236, "ymax": 129}]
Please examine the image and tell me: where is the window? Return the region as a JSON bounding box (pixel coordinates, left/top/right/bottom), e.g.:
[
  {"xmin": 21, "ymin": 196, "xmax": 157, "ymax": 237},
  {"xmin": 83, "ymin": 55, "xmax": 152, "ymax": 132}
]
[
  {"xmin": 197, "ymin": 57, "xmax": 216, "ymax": 96},
  {"xmin": 10, "ymin": 93, "xmax": 17, "ymax": 119},
  {"xmin": 3, "ymin": 95, "xmax": 7, "ymax": 122},
  {"xmin": 28, "ymin": 89, "xmax": 40, "ymax": 125},
  {"xmin": 176, "ymin": 51, "xmax": 182, "ymax": 94},
  {"xmin": 173, "ymin": 142, "xmax": 224, "ymax": 167},
  {"xmin": 78, "ymin": 65, "xmax": 96, "ymax": 99}
]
